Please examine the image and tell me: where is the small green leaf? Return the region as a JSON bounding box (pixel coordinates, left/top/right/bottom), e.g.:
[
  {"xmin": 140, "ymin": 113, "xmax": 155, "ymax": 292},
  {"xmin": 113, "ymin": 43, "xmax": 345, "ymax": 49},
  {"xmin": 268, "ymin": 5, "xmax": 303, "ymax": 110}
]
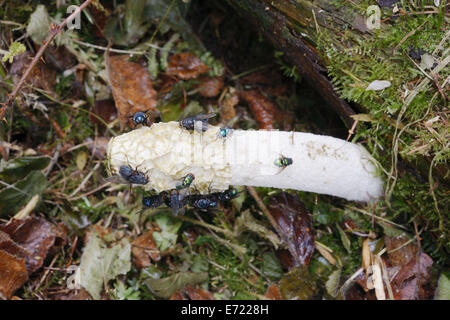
[
  {"xmin": 262, "ymin": 252, "xmax": 283, "ymax": 280},
  {"xmin": 153, "ymin": 213, "xmax": 183, "ymax": 251},
  {"xmin": 0, "ymin": 156, "xmax": 50, "ymax": 183},
  {"xmin": 0, "ymin": 171, "xmax": 47, "ymax": 218},
  {"xmin": 144, "ymin": 271, "xmax": 208, "ymax": 298},
  {"xmin": 1, "ymin": 42, "xmax": 26, "ymax": 63},
  {"xmin": 336, "ymin": 223, "xmax": 351, "ymax": 254}
]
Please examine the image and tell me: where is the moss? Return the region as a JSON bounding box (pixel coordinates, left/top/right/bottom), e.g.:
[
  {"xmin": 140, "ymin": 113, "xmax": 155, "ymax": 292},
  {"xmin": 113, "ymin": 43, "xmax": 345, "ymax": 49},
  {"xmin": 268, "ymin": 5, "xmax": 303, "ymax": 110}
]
[{"xmin": 312, "ymin": 1, "xmax": 449, "ymax": 263}]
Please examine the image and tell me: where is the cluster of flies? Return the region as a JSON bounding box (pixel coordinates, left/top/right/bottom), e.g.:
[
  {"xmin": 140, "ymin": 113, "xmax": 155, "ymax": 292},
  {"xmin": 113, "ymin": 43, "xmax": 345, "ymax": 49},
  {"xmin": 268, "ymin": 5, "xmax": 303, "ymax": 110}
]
[{"xmin": 115, "ymin": 112, "xmax": 293, "ymax": 215}]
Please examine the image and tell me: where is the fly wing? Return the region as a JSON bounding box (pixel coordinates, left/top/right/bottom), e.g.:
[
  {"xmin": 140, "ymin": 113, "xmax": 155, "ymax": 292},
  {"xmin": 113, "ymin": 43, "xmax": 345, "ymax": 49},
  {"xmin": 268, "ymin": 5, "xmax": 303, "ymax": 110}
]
[
  {"xmin": 105, "ymin": 175, "xmax": 129, "ymax": 184},
  {"xmin": 195, "ymin": 113, "xmax": 217, "ymax": 121}
]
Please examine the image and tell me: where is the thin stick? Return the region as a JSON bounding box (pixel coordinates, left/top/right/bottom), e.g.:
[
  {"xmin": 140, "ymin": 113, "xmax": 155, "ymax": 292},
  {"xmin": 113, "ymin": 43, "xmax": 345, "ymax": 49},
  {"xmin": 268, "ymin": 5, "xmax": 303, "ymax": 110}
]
[{"xmin": 0, "ymin": 0, "xmax": 94, "ymax": 119}]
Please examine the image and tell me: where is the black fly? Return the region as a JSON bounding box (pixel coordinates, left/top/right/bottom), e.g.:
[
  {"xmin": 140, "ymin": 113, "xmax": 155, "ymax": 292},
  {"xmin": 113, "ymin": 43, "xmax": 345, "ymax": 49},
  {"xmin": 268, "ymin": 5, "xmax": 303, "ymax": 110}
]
[
  {"xmin": 179, "ymin": 113, "xmax": 216, "ymax": 132},
  {"xmin": 119, "ymin": 164, "xmax": 149, "ymax": 185}
]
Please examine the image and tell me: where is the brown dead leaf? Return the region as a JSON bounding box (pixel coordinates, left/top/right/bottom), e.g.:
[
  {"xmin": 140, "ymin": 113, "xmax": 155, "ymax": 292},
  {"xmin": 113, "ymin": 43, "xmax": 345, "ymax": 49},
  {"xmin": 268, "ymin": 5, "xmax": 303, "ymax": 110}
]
[
  {"xmin": 132, "ymin": 230, "xmax": 161, "ymax": 269},
  {"xmin": 265, "ymin": 284, "xmax": 281, "ymax": 300},
  {"xmin": 106, "ymin": 55, "xmax": 157, "ymax": 127},
  {"xmin": 185, "ymin": 285, "xmax": 215, "ymax": 300},
  {"xmin": 385, "ymin": 235, "xmax": 418, "ymax": 267},
  {"xmin": 239, "ymin": 90, "xmax": 282, "ymax": 130},
  {"xmin": 0, "ymin": 250, "xmax": 28, "ymax": 299},
  {"xmin": 170, "ymin": 291, "xmax": 188, "ymax": 300},
  {"xmin": 166, "ymin": 53, "xmax": 209, "ymax": 80},
  {"xmin": 220, "ymin": 93, "xmax": 238, "ymax": 120},
  {"xmin": 268, "ymin": 192, "xmax": 315, "ymax": 266},
  {"xmin": 392, "ymin": 252, "xmax": 433, "ymax": 288},
  {"xmin": 198, "ymin": 76, "xmax": 224, "ymax": 98},
  {"xmin": 0, "ymin": 217, "xmax": 66, "ymax": 274},
  {"xmin": 90, "ymin": 99, "xmax": 117, "ymax": 125},
  {"xmin": 9, "ymin": 52, "xmax": 56, "ymax": 94}
]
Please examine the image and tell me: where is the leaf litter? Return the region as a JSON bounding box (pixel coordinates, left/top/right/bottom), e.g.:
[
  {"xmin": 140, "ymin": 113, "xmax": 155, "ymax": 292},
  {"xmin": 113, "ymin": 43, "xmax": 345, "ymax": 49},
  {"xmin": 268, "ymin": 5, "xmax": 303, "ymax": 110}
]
[{"xmin": 0, "ymin": 0, "xmax": 446, "ymax": 301}]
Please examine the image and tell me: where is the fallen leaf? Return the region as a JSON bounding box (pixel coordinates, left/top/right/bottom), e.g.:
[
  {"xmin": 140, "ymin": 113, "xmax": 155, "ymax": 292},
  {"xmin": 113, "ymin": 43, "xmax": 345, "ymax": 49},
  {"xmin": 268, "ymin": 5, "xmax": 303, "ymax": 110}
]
[
  {"xmin": 0, "ymin": 171, "xmax": 47, "ymax": 218},
  {"xmin": 0, "ymin": 156, "xmax": 50, "ymax": 184},
  {"xmin": 145, "ymin": 271, "xmax": 208, "ymax": 298},
  {"xmin": 0, "ymin": 250, "xmax": 28, "ymax": 299},
  {"xmin": 392, "ymin": 252, "xmax": 433, "ymax": 287},
  {"xmin": 268, "ymin": 192, "xmax": 315, "ymax": 266},
  {"xmin": 220, "ymin": 93, "xmax": 238, "ymax": 120},
  {"xmin": 265, "ymin": 284, "xmax": 281, "ymax": 300},
  {"xmin": 106, "ymin": 55, "xmax": 157, "ymax": 127},
  {"xmin": 0, "ymin": 217, "xmax": 66, "ymax": 273},
  {"xmin": 385, "ymin": 235, "xmax": 418, "ymax": 267},
  {"xmin": 197, "ymin": 76, "xmax": 224, "ymax": 98},
  {"xmin": 239, "ymin": 90, "xmax": 282, "ymax": 129},
  {"xmin": 166, "ymin": 53, "xmax": 209, "ymax": 80},
  {"xmin": 75, "ymin": 228, "xmax": 131, "ymax": 299},
  {"xmin": 132, "ymin": 230, "xmax": 161, "ymax": 269},
  {"xmin": 153, "ymin": 213, "xmax": 183, "ymax": 251},
  {"xmin": 185, "ymin": 285, "xmax": 215, "ymax": 300},
  {"xmin": 10, "ymin": 52, "xmax": 56, "ymax": 94}
]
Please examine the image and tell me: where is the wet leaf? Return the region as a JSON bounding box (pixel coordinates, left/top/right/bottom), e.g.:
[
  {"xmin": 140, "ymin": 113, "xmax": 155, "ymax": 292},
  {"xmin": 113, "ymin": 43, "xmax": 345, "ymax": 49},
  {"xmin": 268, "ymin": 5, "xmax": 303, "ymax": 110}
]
[
  {"xmin": 385, "ymin": 235, "xmax": 417, "ymax": 267},
  {"xmin": 0, "ymin": 250, "xmax": 28, "ymax": 299},
  {"xmin": 239, "ymin": 90, "xmax": 282, "ymax": 129},
  {"xmin": 153, "ymin": 213, "xmax": 183, "ymax": 251},
  {"xmin": 0, "ymin": 156, "xmax": 50, "ymax": 183},
  {"xmin": 106, "ymin": 55, "xmax": 157, "ymax": 127},
  {"xmin": 0, "ymin": 171, "xmax": 47, "ymax": 218},
  {"xmin": 185, "ymin": 285, "xmax": 215, "ymax": 300},
  {"xmin": 0, "ymin": 217, "xmax": 66, "ymax": 273},
  {"xmin": 145, "ymin": 271, "xmax": 208, "ymax": 299},
  {"xmin": 75, "ymin": 229, "xmax": 131, "ymax": 299},
  {"xmin": 268, "ymin": 192, "xmax": 315, "ymax": 266},
  {"xmin": 132, "ymin": 230, "xmax": 161, "ymax": 269},
  {"xmin": 279, "ymin": 265, "xmax": 320, "ymax": 300},
  {"xmin": 166, "ymin": 53, "xmax": 209, "ymax": 80},
  {"xmin": 392, "ymin": 252, "xmax": 433, "ymax": 287},
  {"xmin": 262, "ymin": 252, "xmax": 284, "ymax": 280}
]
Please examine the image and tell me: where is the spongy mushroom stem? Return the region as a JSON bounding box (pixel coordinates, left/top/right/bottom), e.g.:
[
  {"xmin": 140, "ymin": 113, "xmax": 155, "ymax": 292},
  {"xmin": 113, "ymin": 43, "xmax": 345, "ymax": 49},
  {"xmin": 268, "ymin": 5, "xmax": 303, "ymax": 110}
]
[{"xmin": 107, "ymin": 122, "xmax": 383, "ymax": 202}]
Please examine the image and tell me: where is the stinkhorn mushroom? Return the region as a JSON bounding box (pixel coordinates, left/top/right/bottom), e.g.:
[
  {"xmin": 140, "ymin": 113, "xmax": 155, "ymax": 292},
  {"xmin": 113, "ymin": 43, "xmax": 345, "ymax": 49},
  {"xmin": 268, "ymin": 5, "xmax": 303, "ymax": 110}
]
[{"xmin": 107, "ymin": 122, "xmax": 383, "ymax": 202}]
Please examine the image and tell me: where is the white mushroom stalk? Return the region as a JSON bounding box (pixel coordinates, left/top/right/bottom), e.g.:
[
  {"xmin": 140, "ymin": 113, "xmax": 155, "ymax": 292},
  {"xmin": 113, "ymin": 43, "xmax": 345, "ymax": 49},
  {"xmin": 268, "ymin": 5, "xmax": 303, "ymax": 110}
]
[{"xmin": 107, "ymin": 122, "xmax": 383, "ymax": 202}]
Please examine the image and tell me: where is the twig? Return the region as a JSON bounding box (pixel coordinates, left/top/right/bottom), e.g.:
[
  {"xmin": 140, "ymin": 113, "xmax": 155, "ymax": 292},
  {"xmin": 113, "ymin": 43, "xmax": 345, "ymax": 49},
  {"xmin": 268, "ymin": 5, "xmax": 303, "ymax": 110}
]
[
  {"xmin": 0, "ymin": 0, "xmax": 94, "ymax": 120},
  {"xmin": 68, "ymin": 162, "xmax": 101, "ymax": 198}
]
